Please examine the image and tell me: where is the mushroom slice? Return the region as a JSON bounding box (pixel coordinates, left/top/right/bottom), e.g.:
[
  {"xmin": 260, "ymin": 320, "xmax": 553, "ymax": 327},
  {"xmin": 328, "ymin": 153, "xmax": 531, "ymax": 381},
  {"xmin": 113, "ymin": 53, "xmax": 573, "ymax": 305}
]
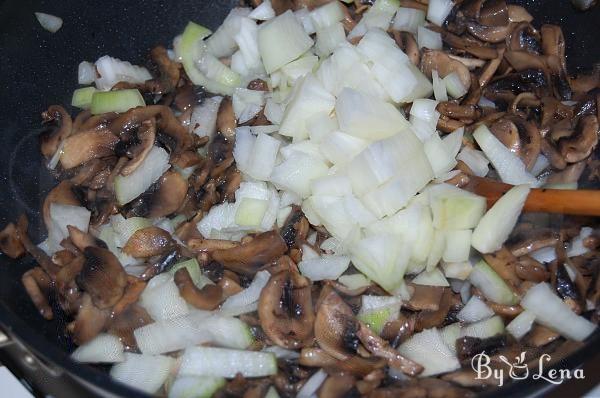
[
  {"xmin": 559, "ymin": 115, "xmax": 599, "ymax": 163},
  {"xmin": 40, "ymin": 105, "xmax": 73, "ymax": 159},
  {"xmin": 515, "ymin": 256, "xmax": 550, "ymax": 282},
  {"xmin": 507, "ymin": 5, "xmax": 533, "ymax": 23},
  {"xmin": 43, "ymin": 181, "xmax": 80, "ymax": 232},
  {"xmin": 466, "ymin": 21, "xmax": 513, "ymax": 44},
  {"xmin": 148, "ymin": 171, "xmax": 188, "ymax": 218},
  {"xmin": 122, "ymin": 226, "xmax": 174, "ymax": 258},
  {"xmin": 67, "ymin": 293, "xmax": 111, "ymax": 344},
  {"xmin": 421, "ymin": 50, "xmax": 471, "ymax": 93},
  {"xmin": 174, "ymin": 267, "xmax": 224, "ymax": 310},
  {"xmin": 490, "ymin": 115, "xmax": 541, "ymax": 170},
  {"xmin": 456, "ymin": 335, "xmax": 507, "ymax": 364},
  {"xmin": 76, "ymin": 246, "xmax": 127, "ymax": 309},
  {"xmin": 121, "ymin": 119, "xmax": 156, "ymax": 176},
  {"xmin": 404, "ymin": 285, "xmax": 444, "ymax": 311},
  {"xmin": 478, "ymin": 0, "xmax": 509, "ymax": 26},
  {"xmin": 258, "ymin": 263, "xmax": 314, "ymax": 349},
  {"xmin": 507, "ymin": 22, "xmax": 541, "ymax": 53},
  {"xmin": 145, "ymin": 46, "xmax": 181, "ymax": 94},
  {"xmin": 108, "ymin": 304, "xmax": 152, "ymax": 351},
  {"xmin": 319, "ymin": 374, "xmax": 356, "ymax": 398},
  {"xmin": 212, "ymin": 231, "xmax": 288, "ymax": 275},
  {"xmin": 59, "ymin": 129, "xmax": 119, "ymax": 169},
  {"xmin": 216, "ymin": 97, "xmax": 236, "ymax": 140},
  {"xmin": 67, "ymin": 225, "xmax": 107, "ymax": 252},
  {"xmin": 0, "ymin": 222, "xmax": 25, "ymax": 259},
  {"xmin": 22, "ymin": 267, "xmax": 54, "ymax": 320},
  {"xmin": 355, "ymin": 320, "xmax": 423, "ymax": 376}
]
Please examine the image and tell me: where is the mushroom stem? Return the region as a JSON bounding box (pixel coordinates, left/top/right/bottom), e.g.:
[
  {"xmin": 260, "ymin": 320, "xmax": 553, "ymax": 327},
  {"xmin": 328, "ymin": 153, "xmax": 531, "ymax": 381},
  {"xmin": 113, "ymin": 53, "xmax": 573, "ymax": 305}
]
[
  {"xmin": 174, "ymin": 268, "xmax": 224, "ymax": 310},
  {"xmin": 464, "ymin": 176, "xmax": 600, "ymax": 216}
]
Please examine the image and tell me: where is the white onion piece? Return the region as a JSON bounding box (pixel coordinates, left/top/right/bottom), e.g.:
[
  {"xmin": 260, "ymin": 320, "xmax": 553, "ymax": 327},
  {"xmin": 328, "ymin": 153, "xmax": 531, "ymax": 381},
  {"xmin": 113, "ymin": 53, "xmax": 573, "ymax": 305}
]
[
  {"xmin": 294, "ymin": 8, "xmax": 317, "ymax": 35},
  {"xmin": 567, "ymin": 227, "xmax": 593, "ymax": 257},
  {"xmin": 48, "ymin": 203, "xmax": 91, "ymax": 252},
  {"xmin": 301, "ymin": 244, "xmax": 320, "ymax": 261},
  {"xmin": 410, "ymin": 99, "xmax": 439, "ymax": 121},
  {"xmin": 506, "ymin": 310, "xmax": 536, "ymax": 340},
  {"xmin": 444, "ymin": 72, "xmax": 468, "ymax": 99},
  {"xmin": 264, "ymin": 98, "xmax": 284, "ymax": 125},
  {"xmin": 442, "ymin": 229, "xmax": 472, "ymax": 263},
  {"xmin": 94, "ymin": 55, "xmax": 152, "ymax": 91},
  {"xmin": 298, "ymin": 255, "xmax": 350, "ymax": 281},
  {"xmin": 35, "ymin": 12, "xmax": 63, "ymax": 33},
  {"xmin": 114, "ymin": 146, "xmax": 170, "ymax": 205},
  {"xmin": 457, "ymin": 147, "xmax": 489, "ymax": 177},
  {"xmin": 412, "ymin": 268, "xmax": 449, "ymax": 287},
  {"xmin": 460, "ymin": 315, "xmax": 505, "ymax": 339},
  {"xmin": 191, "ymin": 96, "xmax": 223, "ymax": 137},
  {"xmin": 356, "ymin": 27, "xmax": 410, "ymax": 69},
  {"xmin": 316, "ymin": 22, "xmax": 346, "ymax": 57},
  {"xmin": 427, "ymin": 0, "xmax": 454, "ymax": 26},
  {"xmin": 442, "ymin": 261, "xmax": 473, "ymax": 281},
  {"xmin": 297, "ymin": 370, "xmax": 327, "ymax": 398},
  {"xmin": 310, "ymin": 175, "xmax": 353, "ymax": 197},
  {"xmin": 306, "ymin": 111, "xmax": 338, "ymax": 143},
  {"xmin": 281, "ymin": 55, "xmax": 319, "ymax": 84},
  {"xmin": 168, "ymin": 377, "xmax": 226, "ymax": 398},
  {"xmin": 424, "ymin": 133, "xmax": 457, "ymax": 178},
  {"xmin": 110, "ymin": 215, "xmax": 152, "ymax": 248},
  {"xmin": 417, "ymin": 26, "xmax": 443, "ymax": 50},
  {"xmin": 336, "ymin": 87, "xmax": 409, "ymax": 140},
  {"xmin": 249, "ymin": 0, "xmax": 275, "ymax": 20},
  {"xmin": 110, "ymin": 353, "xmax": 174, "ymax": 394},
  {"xmin": 338, "ymin": 274, "xmax": 371, "ymax": 290},
  {"xmin": 530, "ymin": 246, "xmax": 557, "ymax": 264},
  {"xmin": 206, "ymin": 8, "xmax": 251, "ymax": 58},
  {"xmin": 71, "ymin": 334, "xmax": 124, "ymax": 363},
  {"xmin": 397, "ymin": 328, "xmax": 460, "ymax": 377},
  {"xmin": 457, "ymin": 296, "xmax": 494, "ymax": 323},
  {"xmin": 220, "ymin": 270, "xmax": 271, "ymax": 315},
  {"xmin": 393, "ymin": 7, "xmax": 426, "ymax": 34},
  {"xmin": 140, "ymin": 274, "xmax": 189, "ymax": 321},
  {"xmin": 469, "ymin": 260, "xmax": 518, "ymax": 305},
  {"xmin": 179, "ymin": 347, "xmax": 277, "ymax": 378},
  {"xmin": 270, "ymin": 152, "xmax": 329, "ymax": 198},
  {"xmin": 310, "ymin": 1, "xmax": 344, "ymax": 30},
  {"xmin": 410, "ymin": 113, "xmax": 439, "ymax": 142},
  {"xmin": 460, "ymin": 280, "xmax": 472, "ymax": 303},
  {"xmin": 319, "ymin": 131, "xmax": 369, "ymax": 165},
  {"xmin": 440, "ymin": 323, "xmax": 461, "ymax": 353},
  {"xmin": 234, "ymin": 17, "xmax": 263, "ymax": 75},
  {"xmin": 263, "ymin": 346, "xmax": 301, "ymax": 360},
  {"xmin": 473, "ymin": 125, "xmax": 539, "ymax": 186},
  {"xmin": 472, "ymin": 184, "xmax": 530, "ymax": 253},
  {"xmin": 258, "ymin": 10, "xmax": 314, "ymax": 74},
  {"xmin": 477, "ymin": 96, "xmax": 496, "ymax": 108},
  {"xmin": 78, "ymin": 61, "xmax": 95, "ymax": 85},
  {"xmin": 521, "ymin": 283, "xmax": 596, "ymax": 341},
  {"xmin": 530, "ymin": 154, "xmax": 551, "ymax": 176},
  {"xmin": 432, "ymin": 70, "xmax": 448, "ymax": 101},
  {"xmin": 233, "ymin": 88, "xmax": 265, "ymax": 124}
]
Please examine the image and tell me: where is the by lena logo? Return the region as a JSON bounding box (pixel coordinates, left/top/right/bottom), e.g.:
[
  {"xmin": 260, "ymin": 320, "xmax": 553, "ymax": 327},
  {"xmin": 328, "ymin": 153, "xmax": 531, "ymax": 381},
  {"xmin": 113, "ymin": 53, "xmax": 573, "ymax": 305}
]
[{"xmin": 471, "ymin": 352, "xmax": 585, "ymax": 387}]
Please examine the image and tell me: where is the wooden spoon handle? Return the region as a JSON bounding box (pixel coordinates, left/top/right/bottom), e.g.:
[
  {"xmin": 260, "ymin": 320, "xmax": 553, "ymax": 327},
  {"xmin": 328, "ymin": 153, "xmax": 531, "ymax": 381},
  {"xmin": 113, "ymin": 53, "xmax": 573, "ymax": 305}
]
[{"xmin": 464, "ymin": 176, "xmax": 600, "ymax": 216}]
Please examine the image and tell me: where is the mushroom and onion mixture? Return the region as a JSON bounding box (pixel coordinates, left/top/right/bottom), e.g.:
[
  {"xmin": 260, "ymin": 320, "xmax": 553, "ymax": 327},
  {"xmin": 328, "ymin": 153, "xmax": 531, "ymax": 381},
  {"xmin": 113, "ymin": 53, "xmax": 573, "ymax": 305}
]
[{"xmin": 2, "ymin": 0, "xmax": 600, "ymax": 396}]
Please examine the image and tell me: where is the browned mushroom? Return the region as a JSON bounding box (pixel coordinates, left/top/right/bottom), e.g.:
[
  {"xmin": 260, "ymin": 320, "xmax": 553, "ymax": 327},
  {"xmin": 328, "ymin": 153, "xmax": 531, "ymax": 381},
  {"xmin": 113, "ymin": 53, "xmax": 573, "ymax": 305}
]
[
  {"xmin": 22, "ymin": 267, "xmax": 54, "ymax": 320},
  {"xmin": 258, "ymin": 263, "xmax": 314, "ymax": 349},
  {"xmin": 108, "ymin": 303, "xmax": 153, "ymax": 350},
  {"xmin": 558, "ymin": 115, "xmax": 599, "ymax": 163},
  {"xmin": 144, "ymin": 46, "xmax": 181, "ymax": 94},
  {"xmin": 482, "ymin": 248, "xmax": 522, "ymax": 289},
  {"xmin": 515, "ymin": 256, "xmax": 550, "ymax": 282},
  {"xmin": 211, "ymin": 231, "xmax": 287, "ymax": 275},
  {"xmin": 441, "ymin": 30, "xmax": 499, "ymax": 59},
  {"xmin": 489, "ymin": 114, "xmax": 541, "ymax": 170},
  {"xmin": 67, "ymin": 293, "xmax": 111, "ymax": 344},
  {"xmin": 404, "ymin": 284, "xmax": 444, "ymax": 311},
  {"xmin": 112, "ymin": 276, "xmax": 147, "ymax": 317},
  {"xmin": 456, "ymin": 335, "xmax": 507, "ymax": 364},
  {"xmin": 319, "ymin": 374, "xmax": 356, "ymax": 398},
  {"xmin": 0, "ymin": 222, "xmax": 25, "ymax": 258},
  {"xmin": 467, "ymin": 21, "xmax": 513, "ymax": 44},
  {"xmin": 67, "ymin": 225, "xmax": 106, "ymax": 251},
  {"xmin": 16, "ymin": 215, "xmax": 60, "ymax": 276},
  {"xmin": 507, "ymin": 5, "xmax": 533, "ymax": 23},
  {"xmin": 174, "ymin": 267, "xmax": 224, "ymax": 310},
  {"xmin": 59, "ymin": 129, "xmax": 119, "ymax": 169},
  {"xmin": 478, "ymin": 0, "xmax": 509, "ymax": 26},
  {"xmin": 415, "ymin": 288, "xmax": 459, "ymax": 331},
  {"xmin": 76, "ymin": 246, "xmax": 127, "ymax": 309},
  {"xmin": 507, "ymin": 22, "xmax": 541, "ymax": 53},
  {"xmin": 126, "ymin": 171, "xmax": 188, "ymax": 219},
  {"xmin": 120, "ymin": 119, "xmax": 156, "ymax": 176},
  {"xmin": 525, "ymin": 324, "xmax": 560, "ymax": 347},
  {"xmin": 216, "ymin": 97, "xmax": 236, "ymax": 140},
  {"xmin": 421, "ymin": 50, "xmax": 471, "ymax": 93},
  {"xmin": 40, "ymin": 105, "xmax": 73, "ymax": 159},
  {"xmin": 122, "ymin": 226, "xmax": 174, "ymax": 258},
  {"xmin": 42, "ymin": 181, "xmax": 80, "ymax": 232}
]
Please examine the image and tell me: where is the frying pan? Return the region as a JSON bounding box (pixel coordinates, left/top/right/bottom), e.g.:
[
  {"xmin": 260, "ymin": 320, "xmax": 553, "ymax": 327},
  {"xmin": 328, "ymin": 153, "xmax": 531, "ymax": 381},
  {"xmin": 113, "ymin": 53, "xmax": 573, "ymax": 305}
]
[{"xmin": 0, "ymin": 1, "xmax": 598, "ymax": 397}]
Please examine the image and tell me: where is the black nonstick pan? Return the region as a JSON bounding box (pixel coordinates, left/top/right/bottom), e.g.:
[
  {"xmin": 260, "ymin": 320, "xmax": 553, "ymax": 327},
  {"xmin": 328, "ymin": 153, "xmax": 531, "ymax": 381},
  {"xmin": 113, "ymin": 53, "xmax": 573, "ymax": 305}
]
[{"xmin": 0, "ymin": 1, "xmax": 598, "ymax": 397}]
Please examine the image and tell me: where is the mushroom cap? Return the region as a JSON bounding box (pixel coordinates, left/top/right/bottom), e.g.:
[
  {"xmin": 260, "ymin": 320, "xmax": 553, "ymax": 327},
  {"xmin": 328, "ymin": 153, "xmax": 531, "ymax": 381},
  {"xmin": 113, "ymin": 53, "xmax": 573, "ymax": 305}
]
[
  {"xmin": 122, "ymin": 226, "xmax": 174, "ymax": 258},
  {"xmin": 76, "ymin": 246, "xmax": 127, "ymax": 309}
]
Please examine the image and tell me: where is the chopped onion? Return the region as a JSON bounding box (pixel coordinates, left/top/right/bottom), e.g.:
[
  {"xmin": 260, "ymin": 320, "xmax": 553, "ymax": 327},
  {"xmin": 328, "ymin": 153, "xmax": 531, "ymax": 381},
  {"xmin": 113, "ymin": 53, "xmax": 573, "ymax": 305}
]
[
  {"xmin": 94, "ymin": 55, "xmax": 152, "ymax": 91},
  {"xmin": 71, "ymin": 87, "xmax": 97, "ymax": 110},
  {"xmin": 206, "ymin": 8, "xmax": 251, "ymax": 58},
  {"xmin": 473, "ymin": 125, "xmax": 539, "ymax": 186},
  {"xmin": 397, "ymin": 328, "xmax": 460, "ymax": 377},
  {"xmin": 258, "ymin": 10, "xmax": 314, "ymax": 74},
  {"xmin": 110, "ymin": 215, "xmax": 152, "ymax": 248},
  {"xmin": 316, "ymin": 22, "xmax": 346, "ymax": 57},
  {"xmin": 442, "ymin": 261, "xmax": 473, "ymax": 280},
  {"xmin": 140, "ymin": 274, "xmax": 189, "ymax": 321},
  {"xmin": 427, "ymin": 0, "xmax": 454, "ymax": 26},
  {"xmin": 234, "ymin": 17, "xmax": 263, "ymax": 76},
  {"xmin": 168, "ymin": 377, "xmax": 226, "ymax": 398},
  {"xmin": 460, "ymin": 315, "xmax": 504, "ymax": 339},
  {"xmin": 469, "ymin": 260, "xmax": 518, "ymax": 305},
  {"xmin": 298, "ymin": 255, "xmax": 350, "ymax": 281},
  {"xmin": 249, "ymin": 0, "xmax": 275, "ymax": 20},
  {"xmin": 440, "ymin": 323, "xmax": 461, "ymax": 353},
  {"xmin": 47, "ymin": 140, "xmax": 65, "ymax": 170},
  {"xmin": 393, "ymin": 7, "xmax": 426, "ymax": 34},
  {"xmin": 506, "ymin": 310, "xmax": 536, "ymax": 340},
  {"xmin": 306, "ymin": 111, "xmax": 338, "ymax": 143},
  {"xmin": 417, "ymin": 26, "xmax": 443, "ymax": 50},
  {"xmin": 471, "ymin": 184, "xmax": 530, "ymax": 253},
  {"xmin": 179, "ymin": 347, "xmax": 278, "ymax": 378},
  {"xmin": 297, "ymin": 370, "xmax": 327, "ymax": 398},
  {"xmin": 424, "ymin": 134, "xmax": 457, "ymax": 178},
  {"xmin": 457, "ymin": 147, "xmax": 489, "ymax": 177},
  {"xmin": 442, "ymin": 229, "xmax": 472, "ymax": 263},
  {"xmin": 270, "ymin": 152, "xmax": 329, "ymax": 198},
  {"xmin": 90, "ymin": 89, "xmax": 145, "ymax": 115},
  {"xmin": 233, "ymin": 88, "xmax": 265, "ymax": 124},
  {"xmin": 110, "ymin": 353, "xmax": 175, "ymax": 394},
  {"xmin": 521, "ymin": 283, "xmax": 596, "ymax": 341},
  {"xmin": 412, "ymin": 268, "xmax": 449, "ymax": 287},
  {"xmin": 263, "ymin": 346, "xmax": 301, "ymax": 360},
  {"xmin": 264, "ymin": 98, "xmax": 285, "ymax": 124},
  {"xmin": 310, "ymin": 1, "xmax": 345, "ymax": 30},
  {"xmin": 530, "ymin": 246, "xmax": 557, "ymax": 264},
  {"xmin": 457, "ymin": 296, "xmax": 494, "ymax": 323},
  {"xmin": 310, "ymin": 175, "xmax": 353, "ymax": 197},
  {"xmin": 78, "ymin": 61, "xmax": 96, "ymax": 85},
  {"xmin": 566, "ymin": 227, "xmax": 593, "ymax": 257},
  {"xmin": 221, "ymin": 270, "xmax": 271, "ymax": 316},
  {"xmin": 71, "ymin": 333, "xmax": 124, "ymax": 363},
  {"xmin": 426, "ymin": 229, "xmax": 446, "ymax": 271},
  {"xmin": 281, "ymin": 55, "xmax": 319, "ymax": 84},
  {"xmin": 190, "ymin": 96, "xmax": 223, "ymax": 137},
  {"xmin": 294, "ymin": 8, "xmax": 317, "ymax": 35},
  {"xmin": 432, "ymin": 70, "xmax": 448, "ymax": 101},
  {"xmin": 338, "ymin": 273, "xmax": 371, "ymax": 290},
  {"xmin": 114, "ymin": 146, "xmax": 170, "ymax": 205},
  {"xmin": 48, "ymin": 203, "xmax": 91, "ymax": 252},
  {"xmin": 444, "ymin": 72, "xmax": 468, "ymax": 99},
  {"xmin": 35, "ymin": 12, "xmax": 63, "ymax": 33},
  {"xmin": 319, "ymin": 131, "xmax": 369, "ymax": 165}
]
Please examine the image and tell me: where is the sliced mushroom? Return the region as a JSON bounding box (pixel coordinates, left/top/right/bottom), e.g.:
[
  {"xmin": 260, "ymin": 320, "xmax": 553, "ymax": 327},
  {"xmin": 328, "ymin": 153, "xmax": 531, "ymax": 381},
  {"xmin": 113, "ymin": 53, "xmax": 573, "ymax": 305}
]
[
  {"xmin": 59, "ymin": 129, "xmax": 119, "ymax": 169},
  {"xmin": 121, "ymin": 118, "xmax": 156, "ymax": 176},
  {"xmin": 22, "ymin": 267, "xmax": 54, "ymax": 320},
  {"xmin": 545, "ymin": 161, "xmax": 587, "ymax": 185},
  {"xmin": 258, "ymin": 263, "xmax": 314, "ymax": 349},
  {"xmin": 467, "ymin": 21, "xmax": 513, "ymax": 44},
  {"xmin": 67, "ymin": 225, "xmax": 107, "ymax": 252},
  {"xmin": 144, "ymin": 46, "xmax": 181, "ymax": 94},
  {"xmin": 16, "ymin": 215, "xmax": 60, "ymax": 276},
  {"xmin": 456, "ymin": 335, "xmax": 507, "ymax": 364},
  {"xmin": 0, "ymin": 223, "xmax": 25, "ymax": 258},
  {"xmin": 415, "ymin": 288, "xmax": 459, "ymax": 331},
  {"xmin": 76, "ymin": 246, "xmax": 127, "ymax": 309},
  {"xmin": 507, "ymin": 5, "xmax": 533, "ymax": 23},
  {"xmin": 516, "ymin": 256, "xmax": 550, "ymax": 282},
  {"xmin": 67, "ymin": 293, "xmax": 111, "ymax": 344},
  {"xmin": 507, "ymin": 22, "xmax": 541, "ymax": 53},
  {"xmin": 478, "ymin": 0, "xmax": 509, "ymax": 26},
  {"xmin": 319, "ymin": 374, "xmax": 356, "ymax": 398},
  {"xmin": 174, "ymin": 267, "xmax": 224, "ymax": 310},
  {"xmin": 211, "ymin": 231, "xmax": 287, "ymax": 275},
  {"xmin": 40, "ymin": 105, "xmax": 73, "ymax": 159},
  {"xmin": 421, "ymin": 50, "xmax": 471, "ymax": 92},
  {"xmin": 525, "ymin": 324, "xmax": 560, "ymax": 347},
  {"xmin": 441, "ymin": 30, "xmax": 499, "ymax": 59},
  {"xmin": 436, "ymin": 102, "xmax": 481, "ymax": 120},
  {"xmin": 404, "ymin": 284, "xmax": 444, "ymax": 311},
  {"xmin": 112, "ymin": 276, "xmax": 147, "ymax": 316},
  {"xmin": 43, "ymin": 180, "xmax": 80, "ymax": 232},
  {"xmin": 482, "ymin": 248, "xmax": 522, "ymax": 289},
  {"xmin": 558, "ymin": 115, "xmax": 599, "ymax": 163},
  {"xmin": 126, "ymin": 171, "xmax": 188, "ymax": 218},
  {"xmin": 489, "ymin": 114, "xmax": 541, "ymax": 170},
  {"xmin": 122, "ymin": 226, "xmax": 174, "ymax": 258},
  {"xmin": 216, "ymin": 97, "xmax": 236, "ymax": 140}
]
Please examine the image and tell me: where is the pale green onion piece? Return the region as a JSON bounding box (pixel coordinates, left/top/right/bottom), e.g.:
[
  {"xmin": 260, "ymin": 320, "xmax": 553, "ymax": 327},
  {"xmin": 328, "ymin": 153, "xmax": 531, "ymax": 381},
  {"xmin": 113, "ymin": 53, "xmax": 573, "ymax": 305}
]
[
  {"xmin": 90, "ymin": 89, "xmax": 145, "ymax": 115},
  {"xmin": 71, "ymin": 86, "xmax": 97, "ymax": 109},
  {"xmin": 235, "ymin": 197, "xmax": 269, "ymax": 227}
]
